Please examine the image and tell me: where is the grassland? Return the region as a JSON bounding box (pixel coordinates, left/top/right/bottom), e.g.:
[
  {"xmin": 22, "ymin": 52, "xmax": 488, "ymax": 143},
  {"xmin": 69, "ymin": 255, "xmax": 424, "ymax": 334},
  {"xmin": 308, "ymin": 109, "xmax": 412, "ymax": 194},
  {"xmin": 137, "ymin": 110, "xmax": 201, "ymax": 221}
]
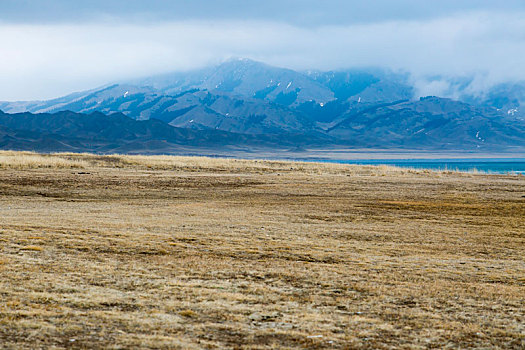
[{"xmin": 0, "ymin": 151, "xmax": 524, "ymax": 349}]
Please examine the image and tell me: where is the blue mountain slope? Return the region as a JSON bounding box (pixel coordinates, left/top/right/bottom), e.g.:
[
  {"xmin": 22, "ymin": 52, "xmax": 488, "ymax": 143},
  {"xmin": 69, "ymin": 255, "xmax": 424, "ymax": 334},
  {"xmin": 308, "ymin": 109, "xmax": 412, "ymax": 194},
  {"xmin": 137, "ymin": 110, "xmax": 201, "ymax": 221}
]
[
  {"xmin": 0, "ymin": 110, "xmax": 332, "ymax": 152},
  {"xmin": 327, "ymin": 97, "xmax": 525, "ymax": 149}
]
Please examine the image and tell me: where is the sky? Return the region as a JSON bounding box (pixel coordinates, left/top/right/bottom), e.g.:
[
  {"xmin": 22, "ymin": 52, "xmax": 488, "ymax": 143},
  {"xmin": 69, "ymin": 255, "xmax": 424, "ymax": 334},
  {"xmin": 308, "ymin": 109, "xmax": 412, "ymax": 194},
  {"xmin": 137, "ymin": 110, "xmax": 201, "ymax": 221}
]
[{"xmin": 1, "ymin": 0, "xmax": 525, "ymax": 100}]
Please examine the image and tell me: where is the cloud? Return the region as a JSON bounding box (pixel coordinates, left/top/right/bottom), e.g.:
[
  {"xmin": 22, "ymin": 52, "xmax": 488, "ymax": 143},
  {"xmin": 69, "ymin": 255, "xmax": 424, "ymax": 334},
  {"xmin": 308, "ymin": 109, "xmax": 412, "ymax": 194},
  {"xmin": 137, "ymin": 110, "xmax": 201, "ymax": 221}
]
[
  {"xmin": 1, "ymin": 11, "xmax": 525, "ymax": 100},
  {"xmin": 2, "ymin": 0, "xmax": 524, "ymax": 26}
]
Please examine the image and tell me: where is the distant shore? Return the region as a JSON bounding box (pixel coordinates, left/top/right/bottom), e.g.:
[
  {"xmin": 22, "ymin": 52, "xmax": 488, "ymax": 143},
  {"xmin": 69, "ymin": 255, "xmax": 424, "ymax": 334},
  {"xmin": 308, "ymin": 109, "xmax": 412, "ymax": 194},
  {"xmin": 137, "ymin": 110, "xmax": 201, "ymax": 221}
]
[{"xmin": 125, "ymin": 147, "xmax": 525, "ymax": 162}]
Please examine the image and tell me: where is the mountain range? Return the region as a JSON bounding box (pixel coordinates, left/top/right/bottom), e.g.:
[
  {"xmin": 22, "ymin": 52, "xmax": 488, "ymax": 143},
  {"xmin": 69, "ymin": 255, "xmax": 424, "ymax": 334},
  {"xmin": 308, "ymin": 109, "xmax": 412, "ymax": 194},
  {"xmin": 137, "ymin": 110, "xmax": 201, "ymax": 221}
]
[{"xmin": 1, "ymin": 58, "xmax": 524, "ymax": 153}]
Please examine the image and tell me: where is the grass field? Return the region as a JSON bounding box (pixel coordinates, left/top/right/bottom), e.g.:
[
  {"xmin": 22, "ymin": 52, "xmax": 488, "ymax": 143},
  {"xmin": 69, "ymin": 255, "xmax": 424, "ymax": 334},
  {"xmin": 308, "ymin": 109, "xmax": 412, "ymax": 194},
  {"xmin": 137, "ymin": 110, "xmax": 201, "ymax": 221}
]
[{"xmin": 0, "ymin": 151, "xmax": 524, "ymax": 349}]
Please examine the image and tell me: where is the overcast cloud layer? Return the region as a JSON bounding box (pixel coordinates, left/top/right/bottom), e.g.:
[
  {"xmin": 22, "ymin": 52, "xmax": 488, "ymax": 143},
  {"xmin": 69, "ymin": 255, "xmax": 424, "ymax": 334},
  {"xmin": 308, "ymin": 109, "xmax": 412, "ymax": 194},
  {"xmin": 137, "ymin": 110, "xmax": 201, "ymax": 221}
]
[{"xmin": 1, "ymin": 1, "xmax": 525, "ymax": 100}]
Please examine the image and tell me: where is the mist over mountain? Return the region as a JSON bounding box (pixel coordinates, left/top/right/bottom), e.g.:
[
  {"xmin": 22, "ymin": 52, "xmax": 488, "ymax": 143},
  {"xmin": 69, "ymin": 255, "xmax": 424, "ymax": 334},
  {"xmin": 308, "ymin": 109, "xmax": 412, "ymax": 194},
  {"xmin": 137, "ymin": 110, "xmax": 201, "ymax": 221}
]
[{"xmin": 1, "ymin": 59, "xmax": 524, "ymax": 153}]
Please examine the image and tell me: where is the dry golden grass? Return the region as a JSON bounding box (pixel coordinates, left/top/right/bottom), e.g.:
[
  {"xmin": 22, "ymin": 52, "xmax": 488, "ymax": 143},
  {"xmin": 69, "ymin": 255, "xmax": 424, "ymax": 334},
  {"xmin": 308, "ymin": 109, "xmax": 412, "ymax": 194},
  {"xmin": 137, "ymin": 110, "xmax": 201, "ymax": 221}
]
[
  {"xmin": 0, "ymin": 151, "xmax": 89, "ymax": 169},
  {"xmin": 0, "ymin": 151, "xmax": 524, "ymax": 349}
]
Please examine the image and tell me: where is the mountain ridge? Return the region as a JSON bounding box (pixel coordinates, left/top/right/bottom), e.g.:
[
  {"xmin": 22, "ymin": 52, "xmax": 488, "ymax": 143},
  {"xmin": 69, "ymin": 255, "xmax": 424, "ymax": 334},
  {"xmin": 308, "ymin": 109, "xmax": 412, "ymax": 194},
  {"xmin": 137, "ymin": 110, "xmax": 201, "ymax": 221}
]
[
  {"xmin": 1, "ymin": 58, "xmax": 524, "ymax": 152},
  {"xmin": 0, "ymin": 109, "xmax": 337, "ymax": 153}
]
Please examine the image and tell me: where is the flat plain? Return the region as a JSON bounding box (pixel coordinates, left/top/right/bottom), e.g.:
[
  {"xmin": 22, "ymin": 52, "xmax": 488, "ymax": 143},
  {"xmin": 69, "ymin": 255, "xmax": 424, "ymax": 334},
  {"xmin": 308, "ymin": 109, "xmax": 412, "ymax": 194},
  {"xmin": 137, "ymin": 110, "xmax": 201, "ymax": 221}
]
[{"xmin": 0, "ymin": 151, "xmax": 524, "ymax": 349}]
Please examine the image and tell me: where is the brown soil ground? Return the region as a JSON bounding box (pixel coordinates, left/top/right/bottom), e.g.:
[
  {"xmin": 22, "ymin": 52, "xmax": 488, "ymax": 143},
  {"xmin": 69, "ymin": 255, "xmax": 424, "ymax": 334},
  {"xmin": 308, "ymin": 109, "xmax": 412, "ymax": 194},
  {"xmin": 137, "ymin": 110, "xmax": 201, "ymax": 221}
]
[{"xmin": 0, "ymin": 152, "xmax": 524, "ymax": 349}]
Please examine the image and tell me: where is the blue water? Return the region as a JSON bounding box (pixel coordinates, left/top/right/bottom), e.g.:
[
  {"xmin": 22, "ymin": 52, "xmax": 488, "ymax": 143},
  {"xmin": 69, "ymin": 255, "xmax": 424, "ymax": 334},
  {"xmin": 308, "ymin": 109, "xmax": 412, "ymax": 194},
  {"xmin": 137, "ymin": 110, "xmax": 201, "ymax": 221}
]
[{"xmin": 318, "ymin": 158, "xmax": 525, "ymax": 174}]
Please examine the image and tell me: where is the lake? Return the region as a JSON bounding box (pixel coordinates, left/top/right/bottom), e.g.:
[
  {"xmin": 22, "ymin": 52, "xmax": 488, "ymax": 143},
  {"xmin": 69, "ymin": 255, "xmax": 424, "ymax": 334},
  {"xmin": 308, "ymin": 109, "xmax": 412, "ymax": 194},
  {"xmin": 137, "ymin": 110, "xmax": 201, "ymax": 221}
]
[{"xmin": 318, "ymin": 158, "xmax": 525, "ymax": 174}]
